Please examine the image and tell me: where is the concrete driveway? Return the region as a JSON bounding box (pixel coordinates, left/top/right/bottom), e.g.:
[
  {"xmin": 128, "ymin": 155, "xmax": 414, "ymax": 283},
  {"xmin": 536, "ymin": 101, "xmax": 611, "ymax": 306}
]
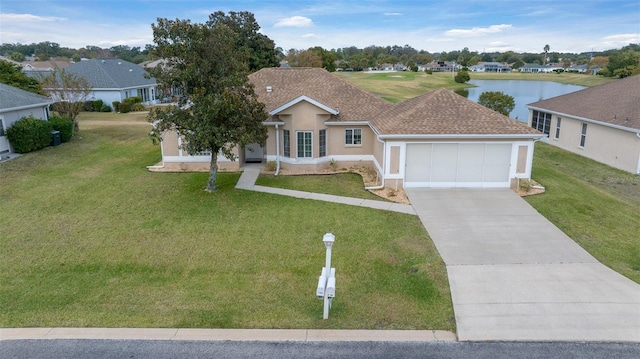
[{"xmin": 406, "ymin": 188, "xmax": 640, "ymax": 342}]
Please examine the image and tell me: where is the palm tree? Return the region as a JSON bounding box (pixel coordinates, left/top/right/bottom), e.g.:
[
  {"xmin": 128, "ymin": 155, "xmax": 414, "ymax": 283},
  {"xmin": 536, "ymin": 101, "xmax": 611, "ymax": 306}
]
[{"xmin": 543, "ymin": 44, "xmax": 550, "ymax": 65}]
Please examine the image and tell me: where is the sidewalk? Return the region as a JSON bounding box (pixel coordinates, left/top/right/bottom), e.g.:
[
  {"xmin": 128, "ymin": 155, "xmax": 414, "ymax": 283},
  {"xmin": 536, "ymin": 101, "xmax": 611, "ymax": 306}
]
[
  {"xmin": 0, "ymin": 328, "xmax": 456, "ymax": 342},
  {"xmin": 235, "ymin": 166, "xmax": 416, "ymax": 215}
]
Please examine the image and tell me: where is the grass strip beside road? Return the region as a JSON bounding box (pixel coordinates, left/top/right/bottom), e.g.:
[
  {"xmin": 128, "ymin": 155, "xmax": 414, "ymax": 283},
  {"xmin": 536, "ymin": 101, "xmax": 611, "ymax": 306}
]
[{"xmin": 0, "ymin": 113, "xmax": 454, "ymax": 329}]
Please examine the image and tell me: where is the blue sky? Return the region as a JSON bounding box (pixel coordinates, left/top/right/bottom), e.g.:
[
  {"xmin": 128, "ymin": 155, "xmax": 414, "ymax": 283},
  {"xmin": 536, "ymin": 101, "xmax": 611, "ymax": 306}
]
[{"xmin": 1, "ymin": 0, "xmax": 638, "ymax": 54}]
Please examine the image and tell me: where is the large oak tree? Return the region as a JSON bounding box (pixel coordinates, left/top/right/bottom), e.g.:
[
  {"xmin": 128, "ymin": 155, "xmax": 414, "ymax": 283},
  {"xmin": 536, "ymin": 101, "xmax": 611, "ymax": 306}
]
[{"xmin": 148, "ymin": 12, "xmax": 272, "ymax": 192}]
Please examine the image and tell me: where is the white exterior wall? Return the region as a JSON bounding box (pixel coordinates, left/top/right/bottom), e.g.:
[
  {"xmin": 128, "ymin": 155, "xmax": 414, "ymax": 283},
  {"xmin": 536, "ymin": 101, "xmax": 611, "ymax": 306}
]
[
  {"xmin": 549, "ymin": 114, "xmax": 640, "ymax": 174},
  {"xmin": 382, "ymin": 139, "xmax": 536, "ymax": 188},
  {"xmin": 90, "ymin": 85, "xmax": 159, "ymax": 109},
  {"xmin": 0, "ymin": 105, "xmax": 49, "ymax": 153}
]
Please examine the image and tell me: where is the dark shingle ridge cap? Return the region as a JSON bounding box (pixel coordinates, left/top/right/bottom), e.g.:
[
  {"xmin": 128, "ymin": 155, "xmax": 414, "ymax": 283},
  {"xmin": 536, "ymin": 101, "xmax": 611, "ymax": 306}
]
[{"xmin": 0, "ymin": 83, "xmax": 51, "ymax": 112}]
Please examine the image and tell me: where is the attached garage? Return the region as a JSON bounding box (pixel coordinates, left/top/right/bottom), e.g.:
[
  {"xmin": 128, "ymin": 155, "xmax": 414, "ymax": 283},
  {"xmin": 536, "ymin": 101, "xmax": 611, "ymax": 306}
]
[{"xmin": 405, "ymin": 143, "xmax": 513, "ymax": 188}]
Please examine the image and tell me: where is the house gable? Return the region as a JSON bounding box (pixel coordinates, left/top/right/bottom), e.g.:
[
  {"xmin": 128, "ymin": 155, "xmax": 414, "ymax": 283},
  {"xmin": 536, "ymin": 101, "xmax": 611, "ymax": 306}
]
[{"xmin": 269, "ymin": 95, "xmax": 338, "ymax": 116}]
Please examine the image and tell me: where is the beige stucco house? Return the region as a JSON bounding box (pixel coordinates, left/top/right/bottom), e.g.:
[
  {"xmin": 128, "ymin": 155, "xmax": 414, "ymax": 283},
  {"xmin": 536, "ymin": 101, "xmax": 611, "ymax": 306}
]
[
  {"xmin": 527, "ymin": 75, "xmax": 640, "ymax": 174},
  {"xmin": 153, "ymin": 68, "xmax": 543, "ymax": 188}
]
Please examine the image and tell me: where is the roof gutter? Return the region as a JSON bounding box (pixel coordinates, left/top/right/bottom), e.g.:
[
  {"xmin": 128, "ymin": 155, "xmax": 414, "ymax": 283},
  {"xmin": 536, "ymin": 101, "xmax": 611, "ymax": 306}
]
[
  {"xmin": 0, "ymin": 102, "xmax": 52, "ymax": 114},
  {"xmin": 377, "ymin": 133, "xmax": 545, "ymax": 140}
]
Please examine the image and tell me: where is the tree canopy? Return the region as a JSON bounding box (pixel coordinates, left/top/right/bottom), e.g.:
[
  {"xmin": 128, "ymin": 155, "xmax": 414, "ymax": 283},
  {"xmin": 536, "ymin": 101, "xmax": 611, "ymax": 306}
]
[
  {"xmin": 478, "ymin": 91, "xmax": 515, "ymax": 117},
  {"xmin": 206, "ymin": 11, "xmax": 279, "ymax": 71},
  {"xmin": 0, "ymin": 60, "xmax": 44, "ymax": 94},
  {"xmin": 41, "ymin": 69, "xmax": 92, "ymax": 134},
  {"xmin": 148, "ymin": 12, "xmax": 270, "ymax": 192}
]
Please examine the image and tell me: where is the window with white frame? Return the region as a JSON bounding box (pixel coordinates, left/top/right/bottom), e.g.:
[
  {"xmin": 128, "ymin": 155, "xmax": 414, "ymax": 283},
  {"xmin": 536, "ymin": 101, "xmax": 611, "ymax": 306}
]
[
  {"xmin": 345, "ymin": 128, "xmax": 362, "ymax": 145},
  {"xmin": 580, "ymin": 123, "xmax": 587, "ymax": 147},
  {"xmin": 531, "ymin": 110, "xmax": 552, "ymax": 135},
  {"xmin": 319, "ymin": 129, "xmax": 327, "ymax": 157},
  {"xmin": 283, "ymin": 129, "xmax": 290, "ymax": 157},
  {"xmin": 555, "ymin": 117, "xmax": 561, "ymax": 139},
  {"xmin": 297, "ymin": 131, "xmax": 312, "ymax": 158}
]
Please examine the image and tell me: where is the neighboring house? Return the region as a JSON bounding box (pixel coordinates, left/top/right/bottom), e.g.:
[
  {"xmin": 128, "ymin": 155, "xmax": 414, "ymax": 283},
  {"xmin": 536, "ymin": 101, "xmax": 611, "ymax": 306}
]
[
  {"xmin": 468, "ymin": 62, "xmax": 512, "ymax": 72},
  {"xmin": 154, "ymin": 68, "xmax": 543, "ymax": 189},
  {"xmin": 424, "ymin": 61, "xmax": 461, "ymax": 72},
  {"xmin": 54, "ymin": 59, "xmax": 158, "ymax": 108},
  {"xmin": 519, "ymin": 63, "xmax": 559, "ymax": 73},
  {"xmin": 0, "ymin": 83, "xmax": 51, "ymax": 154},
  {"xmin": 527, "ymin": 75, "xmax": 640, "ymax": 174},
  {"xmin": 566, "ymin": 64, "xmax": 588, "ymax": 73}
]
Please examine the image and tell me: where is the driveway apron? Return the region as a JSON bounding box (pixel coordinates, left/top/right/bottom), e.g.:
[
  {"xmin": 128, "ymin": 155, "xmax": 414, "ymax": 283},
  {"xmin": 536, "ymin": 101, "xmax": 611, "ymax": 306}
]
[{"xmin": 406, "ymin": 188, "xmax": 640, "ymax": 342}]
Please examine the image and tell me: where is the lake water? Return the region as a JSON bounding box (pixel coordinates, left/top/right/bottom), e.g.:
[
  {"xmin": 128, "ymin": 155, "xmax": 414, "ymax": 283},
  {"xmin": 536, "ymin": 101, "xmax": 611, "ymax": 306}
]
[{"xmin": 460, "ymin": 80, "xmax": 585, "ymax": 122}]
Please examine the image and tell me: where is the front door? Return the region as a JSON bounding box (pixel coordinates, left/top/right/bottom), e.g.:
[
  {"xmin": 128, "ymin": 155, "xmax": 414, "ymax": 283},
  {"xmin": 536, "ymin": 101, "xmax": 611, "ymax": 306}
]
[
  {"xmin": 0, "ymin": 118, "xmax": 10, "ymax": 153},
  {"xmin": 245, "ymin": 143, "xmax": 264, "ymax": 163}
]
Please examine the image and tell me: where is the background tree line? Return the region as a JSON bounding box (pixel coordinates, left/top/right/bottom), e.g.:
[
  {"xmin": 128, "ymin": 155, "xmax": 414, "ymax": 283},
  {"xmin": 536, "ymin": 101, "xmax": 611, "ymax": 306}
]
[{"xmin": 2, "ymin": 40, "xmax": 638, "ymax": 76}]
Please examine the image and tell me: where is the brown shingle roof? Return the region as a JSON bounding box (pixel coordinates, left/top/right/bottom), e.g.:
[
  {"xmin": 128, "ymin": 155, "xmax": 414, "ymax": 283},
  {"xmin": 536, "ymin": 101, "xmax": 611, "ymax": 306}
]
[
  {"xmin": 249, "ymin": 68, "xmax": 392, "ymax": 121},
  {"xmin": 374, "ymin": 88, "xmax": 542, "ymax": 135},
  {"xmin": 250, "ymin": 68, "xmax": 541, "ymax": 137},
  {"xmin": 528, "ymin": 75, "xmax": 640, "ymax": 130}
]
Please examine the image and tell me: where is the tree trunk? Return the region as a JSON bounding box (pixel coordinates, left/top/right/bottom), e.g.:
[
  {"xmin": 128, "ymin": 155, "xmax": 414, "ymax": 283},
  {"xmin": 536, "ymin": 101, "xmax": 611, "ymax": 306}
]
[{"xmin": 205, "ymin": 153, "xmax": 218, "ymax": 192}]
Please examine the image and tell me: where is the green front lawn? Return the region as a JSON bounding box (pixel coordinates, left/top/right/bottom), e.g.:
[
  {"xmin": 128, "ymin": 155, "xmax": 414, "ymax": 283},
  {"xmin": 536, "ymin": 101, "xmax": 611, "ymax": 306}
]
[
  {"xmin": 525, "ymin": 143, "xmax": 640, "ymax": 283},
  {"xmin": 0, "ymin": 113, "xmax": 454, "ymax": 329},
  {"xmin": 256, "ymin": 173, "xmax": 387, "ymax": 201}
]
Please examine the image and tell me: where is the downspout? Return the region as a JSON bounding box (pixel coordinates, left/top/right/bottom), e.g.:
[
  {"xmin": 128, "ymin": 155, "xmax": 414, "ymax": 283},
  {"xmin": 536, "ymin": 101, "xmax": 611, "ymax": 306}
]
[
  {"xmin": 364, "ymin": 135, "xmax": 386, "ymax": 190},
  {"xmin": 146, "ymin": 139, "xmax": 166, "ymax": 169},
  {"xmin": 275, "ymin": 124, "xmax": 281, "ymax": 176}
]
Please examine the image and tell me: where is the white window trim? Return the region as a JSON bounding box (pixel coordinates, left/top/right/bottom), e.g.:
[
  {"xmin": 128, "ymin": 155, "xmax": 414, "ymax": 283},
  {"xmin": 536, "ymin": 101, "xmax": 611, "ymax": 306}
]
[
  {"xmin": 296, "ymin": 130, "xmax": 313, "ymax": 158},
  {"xmin": 579, "ymin": 123, "xmax": 587, "ymax": 148},
  {"xmin": 345, "ymin": 128, "xmax": 362, "ymax": 146}
]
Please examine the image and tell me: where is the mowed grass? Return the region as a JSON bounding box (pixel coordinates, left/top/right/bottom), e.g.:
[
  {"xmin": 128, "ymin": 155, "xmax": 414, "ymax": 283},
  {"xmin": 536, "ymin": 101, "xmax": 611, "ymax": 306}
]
[
  {"xmin": 526, "ymin": 143, "xmax": 640, "ymax": 283},
  {"xmin": 0, "ymin": 112, "xmax": 454, "ymax": 329},
  {"xmin": 335, "ymin": 71, "xmax": 614, "ymax": 103},
  {"xmin": 256, "ymin": 173, "xmax": 387, "ymax": 201}
]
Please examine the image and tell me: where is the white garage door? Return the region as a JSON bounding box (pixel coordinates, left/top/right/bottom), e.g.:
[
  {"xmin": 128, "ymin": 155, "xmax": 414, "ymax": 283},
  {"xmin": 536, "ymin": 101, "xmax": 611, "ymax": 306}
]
[{"xmin": 405, "ymin": 143, "xmax": 512, "ymax": 187}]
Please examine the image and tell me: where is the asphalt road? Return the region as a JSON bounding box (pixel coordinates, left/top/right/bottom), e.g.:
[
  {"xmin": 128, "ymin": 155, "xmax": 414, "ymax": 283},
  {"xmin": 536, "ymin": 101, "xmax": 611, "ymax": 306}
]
[{"xmin": 2, "ymin": 340, "xmax": 640, "ymax": 359}]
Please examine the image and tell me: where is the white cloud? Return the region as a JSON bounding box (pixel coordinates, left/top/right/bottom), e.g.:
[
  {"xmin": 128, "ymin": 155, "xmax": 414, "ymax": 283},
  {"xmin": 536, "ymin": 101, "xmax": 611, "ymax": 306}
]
[
  {"xmin": 274, "ymin": 16, "xmax": 313, "ymax": 28},
  {"xmin": 445, "ymin": 24, "xmax": 512, "ymax": 37},
  {"xmin": 384, "ymin": 12, "xmax": 402, "ymax": 16},
  {"xmin": 599, "ymin": 33, "xmax": 640, "ymax": 47},
  {"xmin": 0, "ymin": 13, "xmax": 66, "ymax": 23},
  {"xmin": 302, "ymin": 33, "xmax": 319, "ymax": 38}
]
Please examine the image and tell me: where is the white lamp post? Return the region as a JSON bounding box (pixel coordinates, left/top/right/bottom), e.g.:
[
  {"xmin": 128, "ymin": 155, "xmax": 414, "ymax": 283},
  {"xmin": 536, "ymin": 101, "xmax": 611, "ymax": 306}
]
[{"xmin": 316, "ymin": 232, "xmax": 336, "ymax": 319}]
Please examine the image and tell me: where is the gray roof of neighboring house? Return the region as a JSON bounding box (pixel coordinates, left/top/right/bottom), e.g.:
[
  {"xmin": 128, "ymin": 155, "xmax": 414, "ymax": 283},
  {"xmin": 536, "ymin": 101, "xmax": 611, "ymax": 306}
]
[
  {"xmin": 62, "ymin": 59, "xmax": 156, "ymax": 89},
  {"xmin": 249, "ymin": 67, "xmax": 542, "ymax": 137},
  {"xmin": 528, "ymin": 75, "xmax": 640, "ymax": 130},
  {"xmin": 0, "ymin": 83, "xmax": 51, "ymax": 112}
]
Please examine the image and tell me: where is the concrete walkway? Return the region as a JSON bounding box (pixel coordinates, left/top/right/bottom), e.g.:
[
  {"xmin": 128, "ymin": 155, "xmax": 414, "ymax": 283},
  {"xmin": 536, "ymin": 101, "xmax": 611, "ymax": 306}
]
[
  {"xmin": 235, "ymin": 166, "xmax": 416, "ymax": 215},
  {"xmin": 0, "ymin": 328, "xmax": 455, "ymax": 342},
  {"xmin": 406, "ymin": 188, "xmax": 640, "ymax": 342}
]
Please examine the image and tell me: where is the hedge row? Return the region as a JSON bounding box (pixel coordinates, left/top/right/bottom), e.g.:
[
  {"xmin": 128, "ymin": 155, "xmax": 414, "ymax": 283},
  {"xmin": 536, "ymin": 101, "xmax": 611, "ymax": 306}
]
[
  {"xmin": 5, "ymin": 116, "xmax": 73, "ymax": 153},
  {"xmin": 113, "ymin": 96, "xmax": 144, "ymax": 113},
  {"xmin": 48, "ymin": 116, "xmax": 73, "ymax": 142}
]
